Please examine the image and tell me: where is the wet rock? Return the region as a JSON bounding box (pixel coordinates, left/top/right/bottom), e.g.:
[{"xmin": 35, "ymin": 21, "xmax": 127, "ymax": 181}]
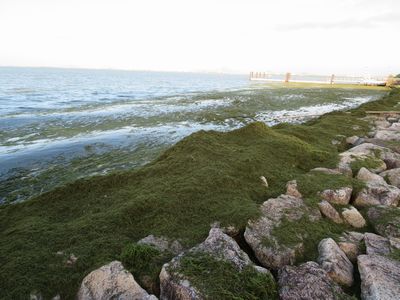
[
  {"xmin": 77, "ymin": 261, "xmax": 157, "ymax": 300},
  {"xmin": 278, "ymin": 261, "xmax": 347, "ymax": 300},
  {"xmin": 380, "ymin": 168, "xmax": 400, "ymax": 188},
  {"xmin": 319, "ymin": 187, "xmax": 352, "ymax": 205},
  {"xmin": 364, "ymin": 232, "xmax": 391, "ymax": 256},
  {"xmin": 318, "ymin": 238, "xmax": 354, "ymax": 287},
  {"xmin": 338, "ymin": 231, "xmax": 365, "ymax": 263},
  {"xmin": 286, "ymin": 180, "xmax": 302, "ymax": 198},
  {"xmin": 354, "ymin": 168, "xmax": 400, "ymax": 207},
  {"xmin": 244, "ymin": 193, "xmax": 321, "ymax": 269},
  {"xmin": 341, "ymin": 206, "xmax": 366, "ymax": 228},
  {"xmin": 138, "ymin": 235, "xmax": 183, "ymax": 255},
  {"xmin": 160, "ymin": 228, "xmax": 274, "ymax": 300},
  {"xmin": 358, "ymin": 254, "xmax": 400, "ymax": 300},
  {"xmin": 318, "ymin": 201, "xmax": 343, "ymax": 224},
  {"xmin": 367, "ymin": 206, "xmax": 400, "ymax": 239}
]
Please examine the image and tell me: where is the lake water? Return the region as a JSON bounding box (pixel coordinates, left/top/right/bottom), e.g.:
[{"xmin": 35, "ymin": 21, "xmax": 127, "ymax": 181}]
[{"xmin": 0, "ymin": 67, "xmax": 387, "ymax": 203}]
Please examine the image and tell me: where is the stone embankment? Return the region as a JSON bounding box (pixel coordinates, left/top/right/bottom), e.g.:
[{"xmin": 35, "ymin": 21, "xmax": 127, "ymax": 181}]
[{"xmin": 76, "ymin": 113, "xmax": 400, "ymax": 300}]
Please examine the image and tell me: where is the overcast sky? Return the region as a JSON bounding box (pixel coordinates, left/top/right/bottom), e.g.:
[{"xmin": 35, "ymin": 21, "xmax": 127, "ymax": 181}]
[{"xmin": 0, "ymin": 0, "xmax": 399, "ymax": 75}]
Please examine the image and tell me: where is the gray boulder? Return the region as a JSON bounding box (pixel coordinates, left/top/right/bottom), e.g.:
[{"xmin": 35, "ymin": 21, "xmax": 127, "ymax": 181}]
[
  {"xmin": 318, "ymin": 238, "xmax": 354, "ymax": 287},
  {"xmin": 244, "ymin": 194, "xmax": 320, "ymax": 269},
  {"xmin": 375, "ymin": 130, "xmax": 400, "ymax": 141},
  {"xmin": 354, "ymin": 168, "xmax": 400, "ymax": 207},
  {"xmin": 358, "ymin": 254, "xmax": 400, "ymax": 300},
  {"xmin": 379, "ymin": 168, "xmax": 400, "ymax": 188},
  {"xmin": 278, "ymin": 261, "xmax": 348, "ymax": 300},
  {"xmin": 77, "ymin": 261, "xmax": 157, "ymax": 300},
  {"xmin": 367, "ymin": 206, "xmax": 400, "ymax": 239},
  {"xmin": 364, "ymin": 232, "xmax": 391, "ymax": 256}
]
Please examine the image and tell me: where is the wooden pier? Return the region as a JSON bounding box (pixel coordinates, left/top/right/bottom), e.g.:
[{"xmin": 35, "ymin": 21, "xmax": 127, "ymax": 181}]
[{"xmin": 249, "ymin": 72, "xmax": 390, "ymax": 86}]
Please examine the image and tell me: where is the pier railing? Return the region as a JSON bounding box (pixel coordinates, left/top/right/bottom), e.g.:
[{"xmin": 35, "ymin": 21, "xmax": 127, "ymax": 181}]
[{"xmin": 249, "ymin": 72, "xmax": 390, "ymax": 86}]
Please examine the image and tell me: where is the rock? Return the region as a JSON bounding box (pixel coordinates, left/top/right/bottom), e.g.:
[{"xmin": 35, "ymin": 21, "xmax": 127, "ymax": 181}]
[
  {"xmin": 339, "ymin": 143, "xmax": 400, "ymax": 174},
  {"xmin": 375, "ymin": 130, "xmax": 400, "ymax": 141},
  {"xmin": 318, "ymin": 201, "xmax": 343, "ymax": 223},
  {"xmin": 364, "ymin": 232, "xmax": 391, "ymax": 256},
  {"xmin": 357, "ymin": 167, "xmax": 387, "ymax": 185},
  {"xmin": 160, "ymin": 228, "xmax": 275, "ymax": 300},
  {"xmin": 375, "ymin": 120, "xmax": 391, "ymax": 129},
  {"xmin": 367, "ymin": 206, "xmax": 400, "ymax": 239},
  {"xmin": 77, "ymin": 261, "xmax": 157, "ymax": 300},
  {"xmin": 390, "ymin": 237, "xmax": 400, "ymax": 250},
  {"xmin": 318, "ymin": 238, "xmax": 354, "ymax": 287},
  {"xmin": 354, "ymin": 168, "xmax": 400, "ymax": 207},
  {"xmin": 66, "ymin": 253, "xmax": 78, "ymax": 266},
  {"xmin": 338, "ymin": 231, "xmax": 365, "ymax": 263},
  {"xmin": 310, "ymin": 167, "xmax": 342, "ymax": 175},
  {"xmin": 358, "ymin": 254, "xmax": 400, "ymax": 300},
  {"xmin": 159, "ymin": 266, "xmax": 202, "ymax": 300},
  {"xmin": 260, "ymin": 176, "xmax": 269, "ymax": 188},
  {"xmin": 286, "ymin": 180, "xmax": 302, "ymax": 198},
  {"xmin": 387, "ymin": 117, "xmax": 399, "ymax": 123},
  {"xmin": 346, "ymin": 135, "xmax": 360, "ymax": 145},
  {"xmin": 319, "ymin": 187, "xmax": 352, "ymax": 205},
  {"xmin": 244, "ymin": 194, "xmax": 320, "ymax": 269},
  {"xmin": 138, "ymin": 235, "xmax": 183, "ymax": 255},
  {"xmin": 342, "ymin": 206, "xmax": 366, "ymax": 228},
  {"xmin": 278, "ymin": 261, "xmax": 347, "ymax": 300},
  {"xmin": 380, "ymin": 168, "xmax": 400, "ymax": 188}
]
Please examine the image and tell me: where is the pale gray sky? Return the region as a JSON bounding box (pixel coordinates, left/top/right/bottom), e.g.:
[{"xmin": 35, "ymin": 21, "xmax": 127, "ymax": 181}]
[{"xmin": 0, "ymin": 0, "xmax": 399, "ymax": 75}]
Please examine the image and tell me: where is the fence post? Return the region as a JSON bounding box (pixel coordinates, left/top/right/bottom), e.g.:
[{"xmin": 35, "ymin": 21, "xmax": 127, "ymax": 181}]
[{"xmin": 330, "ymin": 74, "xmax": 335, "ymax": 85}]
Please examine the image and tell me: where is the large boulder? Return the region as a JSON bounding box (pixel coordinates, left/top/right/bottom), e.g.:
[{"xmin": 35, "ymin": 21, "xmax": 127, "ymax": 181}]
[
  {"xmin": 358, "ymin": 255, "xmax": 400, "ymax": 300},
  {"xmin": 354, "ymin": 168, "xmax": 400, "ymax": 207},
  {"xmin": 341, "ymin": 206, "xmax": 366, "ymax": 228},
  {"xmin": 160, "ymin": 227, "xmax": 275, "ymax": 300},
  {"xmin": 339, "ymin": 143, "xmax": 400, "ymax": 174},
  {"xmin": 317, "ymin": 238, "xmax": 354, "ymax": 287},
  {"xmin": 319, "ymin": 187, "xmax": 352, "ymax": 205},
  {"xmin": 77, "ymin": 261, "xmax": 157, "ymax": 300},
  {"xmin": 318, "ymin": 201, "xmax": 343, "ymax": 224},
  {"xmin": 364, "ymin": 232, "xmax": 391, "ymax": 256},
  {"xmin": 367, "ymin": 206, "xmax": 400, "ymax": 239},
  {"xmin": 379, "ymin": 168, "xmax": 400, "ymax": 188},
  {"xmin": 244, "ymin": 194, "xmax": 320, "ymax": 269},
  {"xmin": 278, "ymin": 261, "xmax": 348, "ymax": 300},
  {"xmin": 338, "ymin": 143, "xmax": 391, "ymax": 175}
]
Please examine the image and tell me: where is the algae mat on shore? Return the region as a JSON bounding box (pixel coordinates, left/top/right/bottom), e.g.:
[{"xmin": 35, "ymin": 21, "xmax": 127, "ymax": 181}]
[{"xmin": 0, "ymin": 89, "xmax": 399, "ymax": 299}]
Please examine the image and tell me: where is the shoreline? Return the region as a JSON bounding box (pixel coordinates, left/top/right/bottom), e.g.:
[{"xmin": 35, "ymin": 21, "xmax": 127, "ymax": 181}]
[{"xmin": 1, "ymin": 88, "xmax": 399, "ymax": 299}]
